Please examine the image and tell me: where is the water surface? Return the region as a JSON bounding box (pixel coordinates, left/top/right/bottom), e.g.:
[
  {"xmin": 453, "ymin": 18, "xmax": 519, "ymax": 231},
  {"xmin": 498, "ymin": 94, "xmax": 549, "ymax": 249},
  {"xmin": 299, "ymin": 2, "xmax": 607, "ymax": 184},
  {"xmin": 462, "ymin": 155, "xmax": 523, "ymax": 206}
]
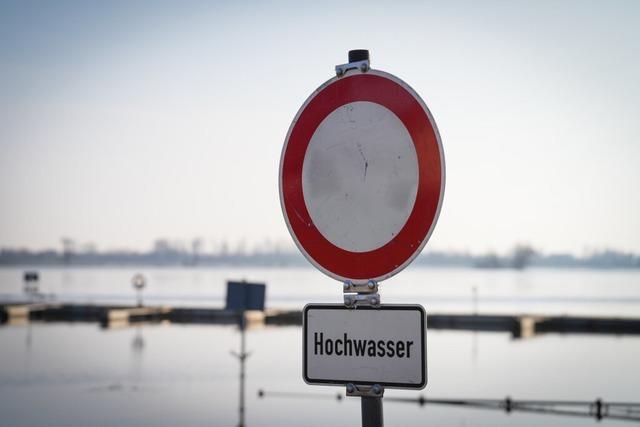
[{"xmin": 1, "ymin": 266, "xmax": 639, "ymax": 426}]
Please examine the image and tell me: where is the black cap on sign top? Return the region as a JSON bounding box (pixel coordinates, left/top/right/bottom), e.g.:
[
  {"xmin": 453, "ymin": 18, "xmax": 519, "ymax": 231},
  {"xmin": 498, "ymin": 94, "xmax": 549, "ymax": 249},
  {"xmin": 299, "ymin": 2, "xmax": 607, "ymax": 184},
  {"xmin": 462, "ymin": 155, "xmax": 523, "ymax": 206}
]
[{"xmin": 348, "ymin": 49, "xmax": 369, "ymax": 63}]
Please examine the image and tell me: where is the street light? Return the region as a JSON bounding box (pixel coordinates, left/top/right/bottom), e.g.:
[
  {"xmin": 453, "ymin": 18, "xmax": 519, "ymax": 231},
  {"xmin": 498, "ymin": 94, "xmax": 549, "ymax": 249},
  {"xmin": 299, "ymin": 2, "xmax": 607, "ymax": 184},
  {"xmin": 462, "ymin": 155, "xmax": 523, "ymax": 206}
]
[{"xmin": 131, "ymin": 274, "xmax": 146, "ymax": 307}]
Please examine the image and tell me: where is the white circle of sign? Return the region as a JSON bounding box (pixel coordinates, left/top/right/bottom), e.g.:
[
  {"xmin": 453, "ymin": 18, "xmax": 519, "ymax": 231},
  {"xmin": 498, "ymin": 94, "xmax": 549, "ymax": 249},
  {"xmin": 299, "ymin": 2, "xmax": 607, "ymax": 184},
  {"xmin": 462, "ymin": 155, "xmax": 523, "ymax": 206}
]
[{"xmin": 302, "ymin": 101, "xmax": 418, "ymax": 253}]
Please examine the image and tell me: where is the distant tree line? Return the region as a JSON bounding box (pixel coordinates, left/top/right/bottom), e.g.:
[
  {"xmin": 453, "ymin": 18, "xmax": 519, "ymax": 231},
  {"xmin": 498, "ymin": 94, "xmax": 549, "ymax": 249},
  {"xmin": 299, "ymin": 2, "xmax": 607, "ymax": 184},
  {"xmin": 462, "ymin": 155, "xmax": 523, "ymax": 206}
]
[
  {"xmin": 417, "ymin": 245, "xmax": 640, "ymax": 269},
  {"xmin": 0, "ymin": 241, "xmax": 639, "ymax": 269}
]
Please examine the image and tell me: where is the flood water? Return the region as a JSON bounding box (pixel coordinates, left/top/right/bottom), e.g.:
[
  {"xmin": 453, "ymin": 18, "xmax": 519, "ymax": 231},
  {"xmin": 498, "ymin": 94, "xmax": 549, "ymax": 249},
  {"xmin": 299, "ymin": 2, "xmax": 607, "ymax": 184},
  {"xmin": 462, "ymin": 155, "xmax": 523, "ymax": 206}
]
[{"xmin": 1, "ymin": 266, "xmax": 639, "ymax": 426}]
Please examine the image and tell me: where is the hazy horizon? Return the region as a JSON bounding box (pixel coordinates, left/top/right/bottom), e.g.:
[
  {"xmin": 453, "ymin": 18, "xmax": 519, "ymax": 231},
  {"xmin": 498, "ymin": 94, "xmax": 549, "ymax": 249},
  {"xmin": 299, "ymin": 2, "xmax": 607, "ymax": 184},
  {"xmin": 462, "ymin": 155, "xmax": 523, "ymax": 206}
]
[
  {"xmin": 2, "ymin": 237, "xmax": 639, "ymax": 262},
  {"xmin": 1, "ymin": 1, "xmax": 639, "ymax": 255}
]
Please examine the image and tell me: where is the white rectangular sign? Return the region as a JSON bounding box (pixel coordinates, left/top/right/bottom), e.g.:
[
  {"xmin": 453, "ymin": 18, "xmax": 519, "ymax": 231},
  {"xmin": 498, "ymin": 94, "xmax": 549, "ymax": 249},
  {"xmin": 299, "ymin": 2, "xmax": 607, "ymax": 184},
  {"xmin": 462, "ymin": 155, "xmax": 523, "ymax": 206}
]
[{"xmin": 303, "ymin": 304, "xmax": 427, "ymax": 389}]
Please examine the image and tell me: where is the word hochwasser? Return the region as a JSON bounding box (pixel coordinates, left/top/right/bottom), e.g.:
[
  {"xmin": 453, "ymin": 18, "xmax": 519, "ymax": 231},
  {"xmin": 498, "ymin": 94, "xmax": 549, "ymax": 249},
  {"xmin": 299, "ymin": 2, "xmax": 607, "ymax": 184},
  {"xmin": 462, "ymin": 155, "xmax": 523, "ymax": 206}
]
[{"xmin": 314, "ymin": 332, "xmax": 415, "ymax": 358}]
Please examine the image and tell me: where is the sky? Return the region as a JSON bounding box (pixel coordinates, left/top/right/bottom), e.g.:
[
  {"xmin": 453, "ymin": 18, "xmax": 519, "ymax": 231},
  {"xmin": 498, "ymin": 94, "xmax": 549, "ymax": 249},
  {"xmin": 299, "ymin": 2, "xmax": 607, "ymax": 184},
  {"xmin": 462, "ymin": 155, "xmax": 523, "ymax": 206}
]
[{"xmin": 1, "ymin": 0, "xmax": 639, "ymax": 255}]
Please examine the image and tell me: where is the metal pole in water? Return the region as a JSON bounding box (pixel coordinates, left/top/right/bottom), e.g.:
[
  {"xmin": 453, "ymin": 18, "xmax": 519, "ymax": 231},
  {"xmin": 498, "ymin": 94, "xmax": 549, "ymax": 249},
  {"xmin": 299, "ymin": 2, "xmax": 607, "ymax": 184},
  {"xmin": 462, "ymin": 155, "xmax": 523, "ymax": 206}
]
[
  {"xmin": 343, "ymin": 275, "xmax": 384, "ymax": 427},
  {"xmin": 361, "ymin": 396, "xmax": 384, "ymax": 427},
  {"xmin": 239, "ymin": 318, "xmax": 246, "ymax": 427},
  {"xmin": 231, "ymin": 315, "xmax": 249, "ymax": 427}
]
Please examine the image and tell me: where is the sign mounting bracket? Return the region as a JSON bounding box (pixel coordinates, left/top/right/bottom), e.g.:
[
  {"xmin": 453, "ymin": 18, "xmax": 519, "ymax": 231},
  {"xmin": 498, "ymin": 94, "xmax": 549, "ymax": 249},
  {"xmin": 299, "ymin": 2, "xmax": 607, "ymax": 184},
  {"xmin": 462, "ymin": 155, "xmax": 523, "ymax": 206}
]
[
  {"xmin": 335, "ymin": 59, "xmax": 370, "ymax": 77},
  {"xmin": 343, "ymin": 280, "xmax": 380, "ymax": 308},
  {"xmin": 346, "ymin": 383, "xmax": 385, "ymax": 398}
]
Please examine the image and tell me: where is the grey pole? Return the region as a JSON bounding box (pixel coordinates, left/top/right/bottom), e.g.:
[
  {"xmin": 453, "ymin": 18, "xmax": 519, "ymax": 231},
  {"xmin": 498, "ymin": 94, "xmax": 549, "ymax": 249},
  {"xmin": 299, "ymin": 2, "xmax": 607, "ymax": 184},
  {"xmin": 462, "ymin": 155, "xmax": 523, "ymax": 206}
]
[
  {"xmin": 232, "ymin": 314, "xmax": 249, "ymax": 427},
  {"xmin": 239, "ymin": 318, "xmax": 246, "ymax": 427},
  {"xmin": 361, "ymin": 396, "xmax": 384, "ymax": 427},
  {"xmin": 348, "ymin": 49, "xmax": 370, "ymax": 63}
]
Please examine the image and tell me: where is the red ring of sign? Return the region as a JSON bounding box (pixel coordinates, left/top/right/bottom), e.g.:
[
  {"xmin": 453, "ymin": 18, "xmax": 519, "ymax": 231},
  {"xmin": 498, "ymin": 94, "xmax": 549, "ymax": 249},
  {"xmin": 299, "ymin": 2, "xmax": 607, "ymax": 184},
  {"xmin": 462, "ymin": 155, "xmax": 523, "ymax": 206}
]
[{"xmin": 280, "ymin": 72, "xmax": 443, "ymax": 282}]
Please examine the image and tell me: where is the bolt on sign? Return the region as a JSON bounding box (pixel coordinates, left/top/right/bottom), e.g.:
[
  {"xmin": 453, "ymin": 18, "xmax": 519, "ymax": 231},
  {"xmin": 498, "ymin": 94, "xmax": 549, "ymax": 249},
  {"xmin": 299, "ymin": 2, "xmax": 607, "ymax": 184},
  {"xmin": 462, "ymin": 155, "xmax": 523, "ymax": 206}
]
[{"xmin": 279, "ymin": 50, "xmax": 444, "ymax": 393}]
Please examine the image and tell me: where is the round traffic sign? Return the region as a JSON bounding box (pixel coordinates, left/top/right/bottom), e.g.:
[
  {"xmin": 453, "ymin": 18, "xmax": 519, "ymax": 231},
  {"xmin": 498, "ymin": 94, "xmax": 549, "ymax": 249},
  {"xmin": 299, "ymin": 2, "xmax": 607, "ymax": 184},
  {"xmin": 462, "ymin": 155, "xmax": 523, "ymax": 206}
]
[{"xmin": 279, "ymin": 67, "xmax": 444, "ymax": 284}]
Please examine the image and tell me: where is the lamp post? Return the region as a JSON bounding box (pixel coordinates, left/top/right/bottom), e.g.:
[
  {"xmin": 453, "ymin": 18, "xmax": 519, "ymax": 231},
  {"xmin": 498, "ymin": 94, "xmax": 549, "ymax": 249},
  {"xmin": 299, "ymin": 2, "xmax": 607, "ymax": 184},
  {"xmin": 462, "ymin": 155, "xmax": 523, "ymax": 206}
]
[{"xmin": 131, "ymin": 274, "xmax": 146, "ymax": 307}]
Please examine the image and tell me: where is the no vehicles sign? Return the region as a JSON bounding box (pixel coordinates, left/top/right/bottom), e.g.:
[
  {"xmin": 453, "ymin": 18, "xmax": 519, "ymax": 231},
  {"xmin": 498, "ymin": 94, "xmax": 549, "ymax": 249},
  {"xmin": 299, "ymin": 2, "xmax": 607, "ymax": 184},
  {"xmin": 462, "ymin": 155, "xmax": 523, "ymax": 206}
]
[{"xmin": 279, "ymin": 65, "xmax": 444, "ymax": 284}]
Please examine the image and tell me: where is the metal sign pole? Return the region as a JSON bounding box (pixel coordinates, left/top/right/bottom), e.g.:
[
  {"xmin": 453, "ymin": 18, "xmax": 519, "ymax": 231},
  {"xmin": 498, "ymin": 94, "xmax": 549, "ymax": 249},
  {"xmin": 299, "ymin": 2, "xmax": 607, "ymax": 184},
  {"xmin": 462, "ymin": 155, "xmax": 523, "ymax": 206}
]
[
  {"xmin": 361, "ymin": 396, "xmax": 384, "ymax": 427},
  {"xmin": 344, "ymin": 280, "xmax": 384, "ymax": 427},
  {"xmin": 239, "ymin": 320, "xmax": 246, "ymax": 427},
  {"xmin": 346, "ymin": 383, "xmax": 384, "ymax": 427},
  {"xmin": 231, "ymin": 315, "xmax": 249, "ymax": 427}
]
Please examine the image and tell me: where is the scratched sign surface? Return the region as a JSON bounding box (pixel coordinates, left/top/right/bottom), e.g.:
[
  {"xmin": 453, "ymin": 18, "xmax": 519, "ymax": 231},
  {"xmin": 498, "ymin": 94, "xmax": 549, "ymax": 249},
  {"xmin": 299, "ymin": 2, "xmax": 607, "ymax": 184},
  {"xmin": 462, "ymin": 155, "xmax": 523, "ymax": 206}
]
[
  {"xmin": 279, "ymin": 69, "xmax": 444, "ymax": 284},
  {"xmin": 303, "ymin": 101, "xmax": 418, "ymax": 253}
]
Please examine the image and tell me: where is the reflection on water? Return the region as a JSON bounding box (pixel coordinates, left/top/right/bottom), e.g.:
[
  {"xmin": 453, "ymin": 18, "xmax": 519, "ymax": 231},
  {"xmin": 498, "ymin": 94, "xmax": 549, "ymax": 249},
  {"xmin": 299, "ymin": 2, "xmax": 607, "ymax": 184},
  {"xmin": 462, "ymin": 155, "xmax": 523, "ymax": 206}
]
[
  {"xmin": 131, "ymin": 327, "xmax": 145, "ymax": 354},
  {"xmin": 130, "ymin": 326, "xmax": 144, "ymax": 389}
]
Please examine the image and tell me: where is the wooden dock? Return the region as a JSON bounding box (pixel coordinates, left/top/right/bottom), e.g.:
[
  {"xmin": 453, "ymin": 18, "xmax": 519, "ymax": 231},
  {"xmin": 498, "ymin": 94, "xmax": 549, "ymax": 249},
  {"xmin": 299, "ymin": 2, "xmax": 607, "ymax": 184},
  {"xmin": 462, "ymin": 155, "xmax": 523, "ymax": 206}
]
[{"xmin": 2, "ymin": 302, "xmax": 640, "ymax": 338}]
